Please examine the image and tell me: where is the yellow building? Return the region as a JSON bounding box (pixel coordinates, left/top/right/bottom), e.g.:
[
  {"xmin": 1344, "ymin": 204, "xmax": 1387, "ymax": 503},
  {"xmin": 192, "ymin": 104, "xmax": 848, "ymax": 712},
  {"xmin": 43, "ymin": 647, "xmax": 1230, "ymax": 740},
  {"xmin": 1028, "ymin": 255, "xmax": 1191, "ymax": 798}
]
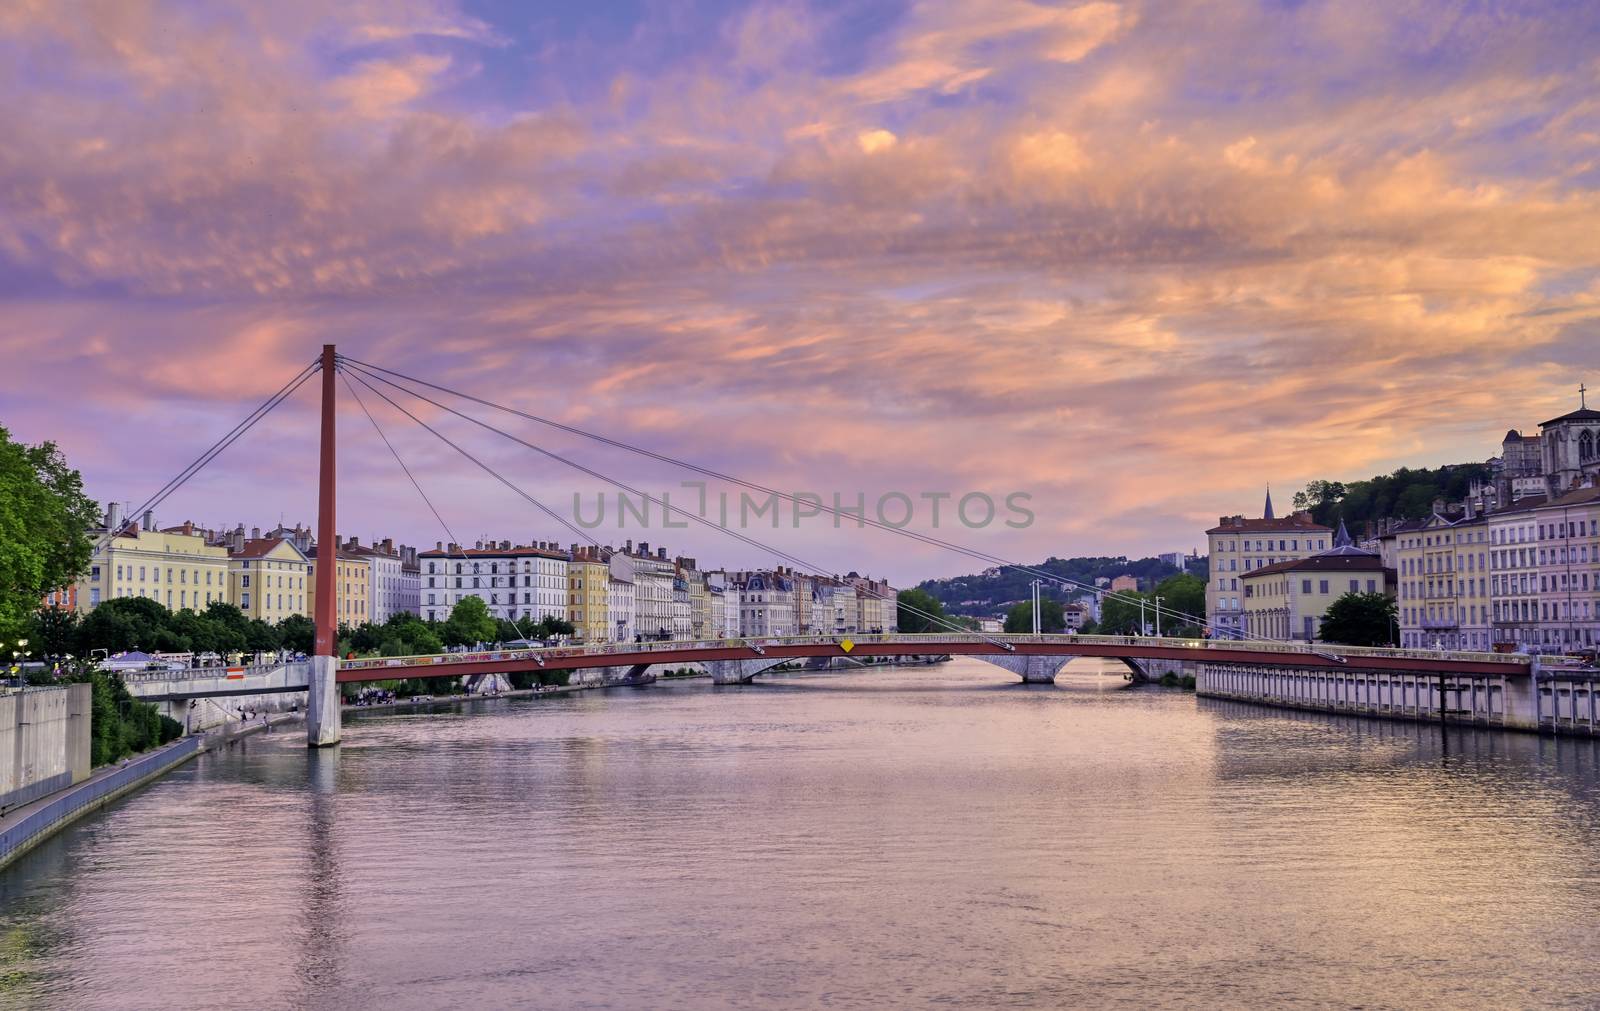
[
  {"xmin": 1393, "ymin": 511, "xmax": 1491, "ymax": 651},
  {"xmin": 307, "ymin": 547, "xmax": 371, "ymax": 628},
  {"xmin": 229, "ymin": 537, "xmax": 311, "ymax": 624},
  {"xmin": 1240, "ymin": 538, "xmax": 1393, "ymax": 642},
  {"xmin": 567, "ymin": 550, "xmax": 611, "ymax": 643},
  {"xmin": 77, "ymin": 519, "xmax": 230, "ymax": 613}
]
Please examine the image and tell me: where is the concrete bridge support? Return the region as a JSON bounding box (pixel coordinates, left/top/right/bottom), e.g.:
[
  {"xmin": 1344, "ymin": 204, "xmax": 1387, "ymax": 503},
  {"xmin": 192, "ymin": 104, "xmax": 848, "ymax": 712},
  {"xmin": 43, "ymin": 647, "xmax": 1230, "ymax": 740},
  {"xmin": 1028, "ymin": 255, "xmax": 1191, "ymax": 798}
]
[
  {"xmin": 705, "ymin": 658, "xmax": 786, "ymax": 685},
  {"xmin": 975, "ymin": 653, "xmax": 1154, "ymax": 683},
  {"xmin": 569, "ymin": 664, "xmax": 655, "ymax": 687},
  {"xmin": 306, "ymin": 655, "xmax": 341, "ymax": 747},
  {"xmin": 975, "ymin": 654, "xmax": 1073, "ymax": 683}
]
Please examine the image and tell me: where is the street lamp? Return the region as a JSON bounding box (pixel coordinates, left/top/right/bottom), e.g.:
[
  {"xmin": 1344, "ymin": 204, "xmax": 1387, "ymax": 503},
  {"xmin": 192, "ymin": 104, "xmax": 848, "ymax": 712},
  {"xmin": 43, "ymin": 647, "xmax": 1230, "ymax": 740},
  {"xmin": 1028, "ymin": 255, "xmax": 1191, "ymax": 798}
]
[{"xmin": 1154, "ymin": 596, "xmax": 1165, "ymax": 638}]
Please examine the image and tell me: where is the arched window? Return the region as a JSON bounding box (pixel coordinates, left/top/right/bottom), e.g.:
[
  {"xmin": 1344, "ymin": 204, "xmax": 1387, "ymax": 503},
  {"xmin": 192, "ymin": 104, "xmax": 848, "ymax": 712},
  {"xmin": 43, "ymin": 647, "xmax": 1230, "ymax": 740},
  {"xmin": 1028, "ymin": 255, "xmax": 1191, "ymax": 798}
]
[{"xmin": 1581, "ymin": 429, "xmax": 1594, "ymax": 461}]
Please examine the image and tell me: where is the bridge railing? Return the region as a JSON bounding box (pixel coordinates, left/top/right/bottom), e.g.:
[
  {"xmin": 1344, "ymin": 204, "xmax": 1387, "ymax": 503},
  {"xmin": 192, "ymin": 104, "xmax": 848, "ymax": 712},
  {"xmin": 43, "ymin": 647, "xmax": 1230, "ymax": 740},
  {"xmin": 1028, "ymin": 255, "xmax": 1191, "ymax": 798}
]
[
  {"xmin": 119, "ymin": 662, "xmax": 299, "ymax": 685},
  {"xmin": 335, "ymin": 632, "xmax": 1528, "ymax": 673}
]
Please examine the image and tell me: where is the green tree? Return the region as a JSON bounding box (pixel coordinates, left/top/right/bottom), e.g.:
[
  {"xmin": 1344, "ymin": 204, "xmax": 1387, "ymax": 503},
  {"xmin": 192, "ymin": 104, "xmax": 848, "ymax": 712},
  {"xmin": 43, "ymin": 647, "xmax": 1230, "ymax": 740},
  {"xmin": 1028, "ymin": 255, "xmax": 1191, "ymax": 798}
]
[
  {"xmin": 27, "ymin": 605, "xmax": 81, "ymax": 659},
  {"xmin": 1097, "ymin": 592, "xmax": 1149, "ymax": 635},
  {"xmin": 1003, "ymin": 598, "xmax": 1065, "ymax": 633},
  {"xmin": 1151, "ymin": 572, "xmax": 1206, "ymax": 635},
  {"xmin": 897, "ymin": 587, "xmax": 950, "ymax": 633},
  {"xmin": 277, "ymin": 614, "xmax": 315, "ymax": 654},
  {"xmin": 78, "ymin": 596, "xmax": 184, "ymax": 654},
  {"xmin": 0, "ymin": 427, "xmax": 99, "ymax": 643},
  {"xmin": 1318, "ymin": 592, "xmax": 1398, "ymax": 647},
  {"xmin": 536, "ymin": 615, "xmax": 575, "ymax": 639},
  {"xmin": 441, "ymin": 596, "xmax": 497, "ymax": 647}
]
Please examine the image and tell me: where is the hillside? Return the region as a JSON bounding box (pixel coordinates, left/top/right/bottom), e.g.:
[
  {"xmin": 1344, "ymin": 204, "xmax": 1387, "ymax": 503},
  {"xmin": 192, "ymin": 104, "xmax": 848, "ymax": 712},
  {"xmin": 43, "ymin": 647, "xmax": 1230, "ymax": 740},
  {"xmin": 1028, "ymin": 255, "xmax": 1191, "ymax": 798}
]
[
  {"xmin": 915, "ymin": 556, "xmax": 1183, "ymax": 617},
  {"xmin": 1294, "ymin": 462, "xmax": 1491, "ymax": 530}
]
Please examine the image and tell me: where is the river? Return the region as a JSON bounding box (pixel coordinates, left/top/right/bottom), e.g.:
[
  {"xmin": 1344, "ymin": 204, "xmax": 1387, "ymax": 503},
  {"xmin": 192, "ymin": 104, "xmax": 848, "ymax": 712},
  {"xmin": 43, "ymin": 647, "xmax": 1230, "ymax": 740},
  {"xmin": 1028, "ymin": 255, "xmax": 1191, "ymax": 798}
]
[{"xmin": 5, "ymin": 658, "xmax": 1600, "ymax": 1009}]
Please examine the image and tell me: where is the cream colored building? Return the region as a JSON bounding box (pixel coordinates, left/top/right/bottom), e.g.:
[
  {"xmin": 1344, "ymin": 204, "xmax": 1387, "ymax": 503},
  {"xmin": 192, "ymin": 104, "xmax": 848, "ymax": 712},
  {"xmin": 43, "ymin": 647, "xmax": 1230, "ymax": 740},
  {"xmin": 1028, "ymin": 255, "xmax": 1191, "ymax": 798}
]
[
  {"xmin": 307, "ymin": 547, "xmax": 371, "ymax": 628},
  {"xmin": 1240, "ymin": 542, "xmax": 1393, "ymax": 642},
  {"xmin": 77, "ymin": 516, "xmax": 230, "ymax": 614},
  {"xmin": 1487, "ymin": 495, "xmax": 1546, "ymax": 649},
  {"xmin": 1205, "ymin": 490, "xmax": 1332, "ymax": 639},
  {"xmin": 228, "ymin": 537, "xmax": 310, "ymax": 624},
  {"xmin": 1394, "ymin": 511, "xmax": 1491, "ymax": 651}
]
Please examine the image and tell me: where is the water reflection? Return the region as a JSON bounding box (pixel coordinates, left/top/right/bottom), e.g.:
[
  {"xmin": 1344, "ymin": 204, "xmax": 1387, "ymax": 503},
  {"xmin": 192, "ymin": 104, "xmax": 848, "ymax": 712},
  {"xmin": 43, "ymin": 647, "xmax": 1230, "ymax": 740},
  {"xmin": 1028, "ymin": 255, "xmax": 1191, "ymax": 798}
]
[{"xmin": 5, "ymin": 659, "xmax": 1600, "ymax": 1009}]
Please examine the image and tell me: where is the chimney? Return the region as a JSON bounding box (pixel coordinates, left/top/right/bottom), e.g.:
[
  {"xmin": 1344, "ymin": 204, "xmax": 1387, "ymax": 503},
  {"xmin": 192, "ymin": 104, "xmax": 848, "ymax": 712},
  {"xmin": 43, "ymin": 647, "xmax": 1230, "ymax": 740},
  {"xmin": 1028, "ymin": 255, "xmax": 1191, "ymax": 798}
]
[
  {"xmin": 106, "ymin": 502, "xmax": 122, "ymax": 531},
  {"xmin": 251, "ymin": 526, "xmax": 261, "ymax": 540},
  {"xmin": 436, "ymin": 541, "xmax": 444, "ymax": 551},
  {"xmin": 624, "ymin": 539, "xmax": 633, "ymax": 554},
  {"xmin": 381, "ymin": 538, "xmax": 394, "ymax": 554},
  {"xmin": 658, "ymin": 547, "xmax": 667, "ymax": 560},
  {"xmin": 142, "ymin": 509, "xmax": 154, "ymax": 531},
  {"xmin": 639, "ymin": 541, "xmax": 650, "ymax": 557}
]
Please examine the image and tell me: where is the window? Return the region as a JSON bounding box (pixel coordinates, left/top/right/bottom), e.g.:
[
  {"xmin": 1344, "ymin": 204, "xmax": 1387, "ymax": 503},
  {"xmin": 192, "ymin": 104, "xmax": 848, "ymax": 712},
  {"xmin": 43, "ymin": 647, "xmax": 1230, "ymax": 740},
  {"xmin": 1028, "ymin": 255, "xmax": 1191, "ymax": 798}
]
[
  {"xmin": 1319, "ymin": 580, "xmax": 1329, "ymax": 594},
  {"xmin": 1302, "ymin": 579, "xmax": 1312, "ymax": 594},
  {"xmin": 242, "ymin": 575, "xmax": 250, "ymax": 588}
]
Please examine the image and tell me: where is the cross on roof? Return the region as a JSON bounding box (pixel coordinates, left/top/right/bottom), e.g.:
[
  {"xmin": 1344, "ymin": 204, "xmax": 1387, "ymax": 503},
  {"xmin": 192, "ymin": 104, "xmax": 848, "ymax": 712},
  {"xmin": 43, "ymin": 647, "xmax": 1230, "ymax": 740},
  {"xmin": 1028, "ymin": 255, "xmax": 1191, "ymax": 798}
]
[{"xmin": 1582, "ymin": 382, "xmax": 1588, "ymax": 409}]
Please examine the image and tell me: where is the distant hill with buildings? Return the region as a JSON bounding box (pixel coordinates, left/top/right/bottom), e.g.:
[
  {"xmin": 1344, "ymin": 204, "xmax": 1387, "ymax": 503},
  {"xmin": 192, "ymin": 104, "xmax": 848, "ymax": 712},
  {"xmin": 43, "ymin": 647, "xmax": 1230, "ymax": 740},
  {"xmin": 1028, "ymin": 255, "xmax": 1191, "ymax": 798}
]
[
  {"xmin": 1293, "ymin": 462, "xmax": 1492, "ymax": 532},
  {"xmin": 915, "ymin": 556, "xmax": 1183, "ymax": 617}
]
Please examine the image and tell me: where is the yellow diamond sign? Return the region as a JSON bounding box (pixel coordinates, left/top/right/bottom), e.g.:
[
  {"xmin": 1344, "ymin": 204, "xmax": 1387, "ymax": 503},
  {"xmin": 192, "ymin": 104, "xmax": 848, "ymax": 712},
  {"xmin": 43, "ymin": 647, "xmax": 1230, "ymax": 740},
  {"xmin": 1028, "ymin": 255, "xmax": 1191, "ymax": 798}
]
[{"xmin": 840, "ymin": 638, "xmax": 854, "ymax": 653}]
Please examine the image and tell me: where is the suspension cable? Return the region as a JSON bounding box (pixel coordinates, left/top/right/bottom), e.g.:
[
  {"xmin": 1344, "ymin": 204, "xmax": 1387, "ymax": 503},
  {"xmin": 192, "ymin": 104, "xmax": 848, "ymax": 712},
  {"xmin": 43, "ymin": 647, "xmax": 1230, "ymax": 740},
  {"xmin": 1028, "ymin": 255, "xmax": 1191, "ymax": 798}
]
[
  {"xmin": 341, "ymin": 371, "xmax": 536, "ymax": 646},
  {"xmin": 94, "ymin": 357, "xmax": 321, "ymax": 554},
  {"xmin": 338, "ymin": 355, "xmax": 1267, "ymax": 642},
  {"xmin": 342, "ymin": 363, "xmax": 988, "ymax": 644}
]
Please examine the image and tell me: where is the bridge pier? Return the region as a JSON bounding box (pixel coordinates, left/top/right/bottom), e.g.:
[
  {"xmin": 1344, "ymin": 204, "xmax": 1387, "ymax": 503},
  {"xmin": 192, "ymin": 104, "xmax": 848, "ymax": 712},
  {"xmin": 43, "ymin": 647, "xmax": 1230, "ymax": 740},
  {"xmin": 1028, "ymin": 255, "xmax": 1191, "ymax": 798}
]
[
  {"xmin": 705, "ymin": 658, "xmax": 783, "ymax": 685},
  {"xmin": 977, "ymin": 654, "xmax": 1072, "ymax": 683},
  {"xmin": 306, "ymin": 655, "xmax": 341, "ymax": 747}
]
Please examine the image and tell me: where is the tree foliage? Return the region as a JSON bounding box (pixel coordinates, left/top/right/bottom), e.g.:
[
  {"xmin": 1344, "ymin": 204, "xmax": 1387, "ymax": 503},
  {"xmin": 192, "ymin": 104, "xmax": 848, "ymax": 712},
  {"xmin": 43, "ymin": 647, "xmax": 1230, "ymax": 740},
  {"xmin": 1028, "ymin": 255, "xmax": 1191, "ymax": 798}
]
[
  {"xmin": 441, "ymin": 595, "xmax": 497, "ymax": 647},
  {"xmin": 1294, "ymin": 463, "xmax": 1491, "ymax": 529},
  {"xmin": 1318, "ymin": 592, "xmax": 1397, "ymax": 647},
  {"xmin": 0, "ymin": 426, "xmax": 99, "ymax": 642},
  {"xmin": 1003, "ymin": 598, "xmax": 1066, "ymax": 633},
  {"xmin": 896, "ymin": 587, "xmax": 951, "ymax": 633},
  {"xmin": 1151, "ymin": 572, "xmax": 1206, "ymax": 636}
]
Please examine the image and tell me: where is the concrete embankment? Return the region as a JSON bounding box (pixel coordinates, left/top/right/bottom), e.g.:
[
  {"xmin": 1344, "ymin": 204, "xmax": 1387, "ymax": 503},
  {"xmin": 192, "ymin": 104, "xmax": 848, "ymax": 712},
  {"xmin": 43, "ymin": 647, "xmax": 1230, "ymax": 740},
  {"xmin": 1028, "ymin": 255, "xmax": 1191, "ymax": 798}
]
[
  {"xmin": 0, "ymin": 735, "xmax": 202, "ymax": 870},
  {"xmin": 1194, "ymin": 662, "xmax": 1541, "ymax": 733}
]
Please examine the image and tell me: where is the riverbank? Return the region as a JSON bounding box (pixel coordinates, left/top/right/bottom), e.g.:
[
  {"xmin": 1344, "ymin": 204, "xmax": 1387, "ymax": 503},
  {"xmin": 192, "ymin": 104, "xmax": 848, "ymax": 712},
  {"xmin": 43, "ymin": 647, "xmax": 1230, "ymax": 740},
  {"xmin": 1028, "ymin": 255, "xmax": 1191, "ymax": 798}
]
[{"xmin": 0, "ymin": 734, "xmax": 202, "ymax": 871}]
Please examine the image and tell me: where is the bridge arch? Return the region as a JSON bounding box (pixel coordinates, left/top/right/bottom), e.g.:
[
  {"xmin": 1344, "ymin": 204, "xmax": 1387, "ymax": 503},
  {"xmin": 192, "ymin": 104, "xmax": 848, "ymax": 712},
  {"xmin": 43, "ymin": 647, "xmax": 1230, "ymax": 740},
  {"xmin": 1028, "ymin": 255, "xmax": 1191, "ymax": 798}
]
[{"xmin": 972, "ymin": 653, "xmax": 1152, "ymax": 684}]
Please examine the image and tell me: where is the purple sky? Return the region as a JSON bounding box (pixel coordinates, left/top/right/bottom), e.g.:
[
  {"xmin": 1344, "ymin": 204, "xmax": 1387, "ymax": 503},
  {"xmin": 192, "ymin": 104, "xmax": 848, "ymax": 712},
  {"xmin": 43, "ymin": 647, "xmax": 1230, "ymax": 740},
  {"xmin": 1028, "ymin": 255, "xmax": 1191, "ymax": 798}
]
[{"xmin": 3, "ymin": 1, "xmax": 1598, "ymax": 585}]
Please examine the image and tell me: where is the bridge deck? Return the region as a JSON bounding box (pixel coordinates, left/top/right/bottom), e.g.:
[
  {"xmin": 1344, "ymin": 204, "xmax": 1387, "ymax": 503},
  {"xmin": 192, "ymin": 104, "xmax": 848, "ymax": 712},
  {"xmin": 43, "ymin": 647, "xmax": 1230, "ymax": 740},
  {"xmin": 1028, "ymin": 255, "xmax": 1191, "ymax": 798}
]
[{"xmin": 332, "ymin": 633, "xmax": 1529, "ymax": 683}]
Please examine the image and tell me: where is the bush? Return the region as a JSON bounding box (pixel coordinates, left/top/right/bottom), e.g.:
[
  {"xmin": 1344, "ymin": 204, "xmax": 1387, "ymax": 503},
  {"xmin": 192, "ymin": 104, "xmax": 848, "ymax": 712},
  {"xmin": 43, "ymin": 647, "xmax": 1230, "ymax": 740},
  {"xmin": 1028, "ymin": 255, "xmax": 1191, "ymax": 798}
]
[{"xmin": 84, "ymin": 670, "xmax": 182, "ymax": 766}]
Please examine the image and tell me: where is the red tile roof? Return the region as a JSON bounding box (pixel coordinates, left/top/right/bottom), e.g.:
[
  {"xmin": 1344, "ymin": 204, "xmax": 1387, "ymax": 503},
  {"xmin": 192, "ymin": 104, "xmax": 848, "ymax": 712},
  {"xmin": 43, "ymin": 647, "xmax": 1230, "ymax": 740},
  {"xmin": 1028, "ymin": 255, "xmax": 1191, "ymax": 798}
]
[{"xmin": 1206, "ymin": 516, "xmax": 1332, "ymax": 535}]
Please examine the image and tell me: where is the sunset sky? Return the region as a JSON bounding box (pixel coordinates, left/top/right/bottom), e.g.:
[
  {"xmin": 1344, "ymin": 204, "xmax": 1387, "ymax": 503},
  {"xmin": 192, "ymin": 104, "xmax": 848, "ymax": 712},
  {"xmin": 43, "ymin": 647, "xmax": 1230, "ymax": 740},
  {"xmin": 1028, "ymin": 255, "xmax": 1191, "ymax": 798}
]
[{"xmin": 3, "ymin": 0, "xmax": 1598, "ymax": 584}]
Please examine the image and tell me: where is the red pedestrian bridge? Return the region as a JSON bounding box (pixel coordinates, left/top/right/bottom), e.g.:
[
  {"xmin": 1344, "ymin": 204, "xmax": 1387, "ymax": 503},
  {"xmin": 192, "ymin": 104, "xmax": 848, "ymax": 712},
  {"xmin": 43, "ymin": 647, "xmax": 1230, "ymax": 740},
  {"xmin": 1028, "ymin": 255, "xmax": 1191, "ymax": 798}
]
[{"xmin": 335, "ymin": 633, "xmax": 1532, "ymax": 686}]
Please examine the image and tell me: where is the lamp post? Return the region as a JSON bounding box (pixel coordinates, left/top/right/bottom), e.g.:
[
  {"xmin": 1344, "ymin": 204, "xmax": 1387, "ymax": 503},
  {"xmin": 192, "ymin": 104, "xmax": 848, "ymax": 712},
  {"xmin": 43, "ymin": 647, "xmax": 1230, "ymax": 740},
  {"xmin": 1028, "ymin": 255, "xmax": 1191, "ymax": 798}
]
[
  {"xmin": 1154, "ymin": 596, "xmax": 1165, "ymax": 638},
  {"xmin": 1030, "ymin": 579, "xmax": 1042, "ymax": 635}
]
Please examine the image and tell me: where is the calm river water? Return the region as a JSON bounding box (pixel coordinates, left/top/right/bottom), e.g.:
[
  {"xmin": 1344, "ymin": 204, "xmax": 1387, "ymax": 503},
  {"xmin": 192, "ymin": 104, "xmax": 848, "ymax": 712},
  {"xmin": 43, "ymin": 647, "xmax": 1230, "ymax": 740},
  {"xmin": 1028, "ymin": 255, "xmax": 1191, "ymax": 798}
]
[{"xmin": 6, "ymin": 658, "xmax": 1600, "ymax": 1009}]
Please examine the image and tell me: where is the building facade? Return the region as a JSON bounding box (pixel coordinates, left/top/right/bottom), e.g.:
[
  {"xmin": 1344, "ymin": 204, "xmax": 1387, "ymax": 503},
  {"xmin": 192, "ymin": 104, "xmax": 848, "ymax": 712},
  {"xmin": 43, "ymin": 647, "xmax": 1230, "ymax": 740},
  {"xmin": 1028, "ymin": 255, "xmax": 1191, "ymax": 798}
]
[
  {"xmin": 306, "ymin": 548, "xmax": 372, "ymax": 628},
  {"xmin": 77, "ymin": 514, "xmax": 230, "ymax": 614},
  {"xmin": 1531, "ymin": 487, "xmax": 1600, "ymax": 650},
  {"xmin": 1241, "ymin": 543, "xmax": 1393, "ymax": 642},
  {"xmin": 1394, "ymin": 511, "xmax": 1490, "ymax": 651},
  {"xmin": 739, "ymin": 572, "xmax": 794, "ymax": 636},
  {"xmin": 1488, "ymin": 497, "xmax": 1545, "ymax": 649},
  {"xmin": 228, "ymin": 537, "xmax": 310, "ymax": 624},
  {"xmin": 1205, "ymin": 491, "xmax": 1333, "ymax": 639},
  {"xmin": 567, "ymin": 550, "xmax": 611, "ymax": 643},
  {"xmin": 417, "ymin": 541, "xmax": 568, "ymax": 625}
]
